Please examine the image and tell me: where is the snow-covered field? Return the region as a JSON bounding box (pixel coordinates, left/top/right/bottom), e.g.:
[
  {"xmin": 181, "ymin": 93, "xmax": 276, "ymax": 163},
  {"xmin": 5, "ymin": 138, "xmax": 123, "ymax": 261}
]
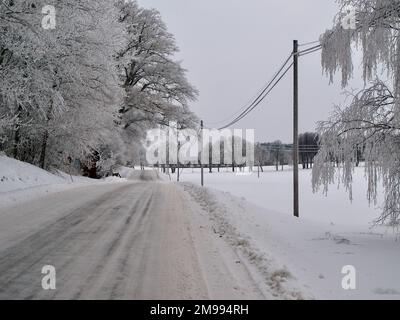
[
  {"xmin": 0, "ymin": 155, "xmax": 127, "ymax": 209},
  {"xmin": 178, "ymin": 166, "xmax": 383, "ymax": 226},
  {"xmin": 175, "ymin": 166, "xmax": 400, "ymax": 300}
]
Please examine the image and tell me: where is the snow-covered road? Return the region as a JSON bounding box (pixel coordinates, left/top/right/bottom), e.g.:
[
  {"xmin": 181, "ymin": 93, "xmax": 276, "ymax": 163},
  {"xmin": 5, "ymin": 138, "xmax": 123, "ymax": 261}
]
[{"xmin": 0, "ymin": 171, "xmax": 264, "ymax": 300}]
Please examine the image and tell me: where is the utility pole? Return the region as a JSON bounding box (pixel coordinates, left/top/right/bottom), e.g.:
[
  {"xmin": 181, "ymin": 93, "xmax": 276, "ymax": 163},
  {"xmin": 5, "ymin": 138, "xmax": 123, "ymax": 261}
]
[
  {"xmin": 177, "ymin": 123, "xmax": 180, "ymax": 182},
  {"xmin": 200, "ymin": 120, "xmax": 204, "ymax": 187},
  {"xmin": 209, "ymin": 142, "xmax": 212, "ymax": 174},
  {"xmin": 293, "ymin": 40, "xmax": 299, "ymax": 218},
  {"xmin": 166, "ymin": 125, "xmax": 170, "ymax": 175},
  {"xmin": 177, "ymin": 141, "xmax": 180, "ymax": 182},
  {"xmin": 232, "ymin": 134, "xmax": 235, "ymax": 172}
]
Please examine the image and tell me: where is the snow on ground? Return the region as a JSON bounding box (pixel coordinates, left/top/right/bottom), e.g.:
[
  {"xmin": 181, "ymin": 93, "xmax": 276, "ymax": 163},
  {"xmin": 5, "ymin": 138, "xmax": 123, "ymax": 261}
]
[
  {"xmin": 178, "ymin": 166, "xmax": 383, "ymax": 226},
  {"xmin": 116, "ymin": 166, "xmax": 157, "ymax": 179},
  {"xmin": 116, "ymin": 166, "xmax": 136, "ymax": 179},
  {"xmin": 175, "ymin": 166, "xmax": 400, "ymax": 300},
  {"xmin": 2, "ymin": 155, "xmax": 399, "ymax": 299},
  {"xmin": 0, "ymin": 155, "xmax": 128, "ymax": 209}
]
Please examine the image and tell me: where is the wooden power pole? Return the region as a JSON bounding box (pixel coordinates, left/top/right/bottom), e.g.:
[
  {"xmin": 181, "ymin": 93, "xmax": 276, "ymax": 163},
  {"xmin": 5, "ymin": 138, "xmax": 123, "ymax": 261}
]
[
  {"xmin": 232, "ymin": 134, "xmax": 235, "ymax": 172},
  {"xmin": 166, "ymin": 126, "xmax": 170, "ymax": 175},
  {"xmin": 200, "ymin": 120, "xmax": 204, "ymax": 187},
  {"xmin": 177, "ymin": 123, "xmax": 180, "ymax": 182},
  {"xmin": 293, "ymin": 40, "xmax": 299, "ymax": 218}
]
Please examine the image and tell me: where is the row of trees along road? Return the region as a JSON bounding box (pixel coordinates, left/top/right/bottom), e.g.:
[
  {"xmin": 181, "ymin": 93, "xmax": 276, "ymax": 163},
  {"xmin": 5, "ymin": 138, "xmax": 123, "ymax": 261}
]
[{"xmin": 0, "ymin": 0, "xmax": 198, "ymax": 177}]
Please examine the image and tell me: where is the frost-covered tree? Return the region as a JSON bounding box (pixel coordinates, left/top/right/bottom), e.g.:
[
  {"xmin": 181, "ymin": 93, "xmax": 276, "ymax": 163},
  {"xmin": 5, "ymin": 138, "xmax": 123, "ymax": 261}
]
[
  {"xmin": 39, "ymin": 0, "xmax": 125, "ymax": 170},
  {"xmin": 313, "ymin": 0, "xmax": 400, "ymax": 225},
  {"xmin": 116, "ymin": 0, "xmax": 198, "ymax": 134},
  {"xmin": 0, "ymin": 1, "xmax": 64, "ymax": 161},
  {"xmin": 1, "ymin": 0, "xmax": 198, "ymax": 173},
  {"xmin": 0, "ymin": 0, "xmax": 125, "ymax": 171},
  {"xmin": 299, "ymin": 132, "xmax": 319, "ymax": 169}
]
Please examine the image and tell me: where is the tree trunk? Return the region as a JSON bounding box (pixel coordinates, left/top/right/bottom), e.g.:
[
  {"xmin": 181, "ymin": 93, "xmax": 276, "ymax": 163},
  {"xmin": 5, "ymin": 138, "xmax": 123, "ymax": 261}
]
[
  {"xmin": 356, "ymin": 149, "xmax": 360, "ymax": 167},
  {"xmin": 13, "ymin": 126, "xmax": 20, "ymax": 159},
  {"xmin": 39, "ymin": 104, "xmax": 54, "ymax": 169},
  {"xmin": 12, "ymin": 104, "xmax": 22, "ymax": 159},
  {"xmin": 39, "ymin": 130, "xmax": 49, "ymax": 169}
]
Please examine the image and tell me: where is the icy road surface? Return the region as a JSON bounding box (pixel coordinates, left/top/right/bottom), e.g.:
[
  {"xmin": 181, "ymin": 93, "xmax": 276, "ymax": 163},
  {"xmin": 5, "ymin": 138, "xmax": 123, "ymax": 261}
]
[{"xmin": 0, "ymin": 171, "xmax": 264, "ymax": 300}]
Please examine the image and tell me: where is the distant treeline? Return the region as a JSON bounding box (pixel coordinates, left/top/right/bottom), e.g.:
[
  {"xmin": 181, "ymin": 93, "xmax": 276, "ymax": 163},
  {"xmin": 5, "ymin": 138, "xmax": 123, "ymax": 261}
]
[{"xmin": 255, "ymin": 132, "xmax": 320, "ymax": 170}]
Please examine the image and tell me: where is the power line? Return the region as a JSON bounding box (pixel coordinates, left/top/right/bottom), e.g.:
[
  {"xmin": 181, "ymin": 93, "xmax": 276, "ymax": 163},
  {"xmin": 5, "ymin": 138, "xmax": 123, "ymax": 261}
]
[
  {"xmin": 261, "ymin": 145, "xmax": 320, "ymax": 149},
  {"xmin": 262, "ymin": 147, "xmax": 320, "ymax": 149},
  {"xmin": 297, "ymin": 44, "xmax": 322, "ymax": 56},
  {"xmin": 218, "ymin": 60, "xmax": 294, "ymax": 130},
  {"xmin": 215, "ymin": 42, "xmax": 323, "ymax": 130},
  {"xmin": 217, "ymin": 54, "xmax": 293, "ymax": 129},
  {"xmin": 205, "ymin": 72, "xmax": 288, "ymax": 127},
  {"xmin": 208, "ymin": 41, "xmax": 322, "ymax": 130},
  {"xmin": 298, "ymin": 40, "xmax": 321, "ymax": 47},
  {"xmin": 263, "ymin": 149, "xmax": 320, "ymax": 151},
  {"xmin": 299, "ymin": 46, "xmax": 322, "ymax": 57},
  {"xmin": 208, "ymin": 53, "xmax": 293, "ymax": 129}
]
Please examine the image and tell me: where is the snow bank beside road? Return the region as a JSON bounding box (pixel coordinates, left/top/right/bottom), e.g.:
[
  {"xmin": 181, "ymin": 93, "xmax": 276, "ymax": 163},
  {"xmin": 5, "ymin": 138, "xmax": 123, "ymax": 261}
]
[
  {"xmin": 0, "ymin": 155, "xmax": 126, "ymax": 209},
  {"xmin": 116, "ymin": 166, "xmax": 136, "ymax": 179},
  {"xmin": 181, "ymin": 182, "xmax": 308, "ymax": 300},
  {"xmin": 181, "ymin": 181, "xmax": 400, "ymax": 300},
  {"xmin": 0, "ymin": 155, "xmax": 67, "ymax": 193}
]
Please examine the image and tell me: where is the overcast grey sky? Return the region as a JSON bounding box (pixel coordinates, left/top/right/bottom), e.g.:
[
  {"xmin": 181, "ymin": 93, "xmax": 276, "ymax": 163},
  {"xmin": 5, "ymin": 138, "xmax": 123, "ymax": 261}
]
[{"xmin": 138, "ymin": 0, "xmax": 362, "ymax": 142}]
